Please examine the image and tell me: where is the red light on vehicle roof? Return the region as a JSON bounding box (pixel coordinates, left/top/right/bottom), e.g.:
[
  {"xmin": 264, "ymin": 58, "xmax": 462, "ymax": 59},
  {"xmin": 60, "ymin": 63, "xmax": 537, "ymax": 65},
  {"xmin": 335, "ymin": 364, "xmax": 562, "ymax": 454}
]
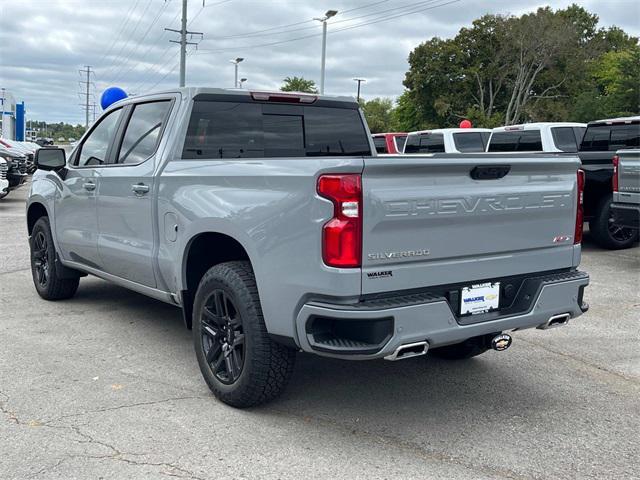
[{"xmin": 250, "ymin": 92, "xmax": 317, "ymax": 104}]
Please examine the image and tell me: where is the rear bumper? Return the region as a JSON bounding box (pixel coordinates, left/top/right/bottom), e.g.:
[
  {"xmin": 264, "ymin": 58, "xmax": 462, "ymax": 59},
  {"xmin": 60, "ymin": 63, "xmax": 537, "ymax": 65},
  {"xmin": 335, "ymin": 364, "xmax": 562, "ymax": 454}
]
[
  {"xmin": 611, "ymin": 202, "xmax": 640, "ymax": 229},
  {"xmin": 295, "ymin": 270, "xmax": 589, "ymax": 360}
]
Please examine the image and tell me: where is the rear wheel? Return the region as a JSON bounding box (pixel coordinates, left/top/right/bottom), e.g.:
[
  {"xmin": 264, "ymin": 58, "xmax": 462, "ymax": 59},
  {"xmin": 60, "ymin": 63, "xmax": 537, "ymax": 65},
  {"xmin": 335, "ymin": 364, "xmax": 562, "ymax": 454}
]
[
  {"xmin": 193, "ymin": 261, "xmax": 296, "ymax": 408},
  {"xmin": 590, "ymin": 194, "xmax": 638, "ymax": 250},
  {"xmin": 30, "ymin": 217, "xmax": 79, "ymax": 300}
]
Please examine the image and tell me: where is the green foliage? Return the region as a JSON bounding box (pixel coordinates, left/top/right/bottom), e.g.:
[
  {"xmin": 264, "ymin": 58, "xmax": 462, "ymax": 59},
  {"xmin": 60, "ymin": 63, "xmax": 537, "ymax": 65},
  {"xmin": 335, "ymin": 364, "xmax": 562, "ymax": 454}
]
[
  {"xmin": 29, "ymin": 121, "xmax": 86, "ymax": 142},
  {"xmin": 399, "ymin": 4, "xmax": 638, "ymax": 128},
  {"xmin": 280, "ymin": 76, "xmax": 318, "ymax": 93},
  {"xmin": 360, "ymin": 97, "xmax": 394, "ymax": 133}
]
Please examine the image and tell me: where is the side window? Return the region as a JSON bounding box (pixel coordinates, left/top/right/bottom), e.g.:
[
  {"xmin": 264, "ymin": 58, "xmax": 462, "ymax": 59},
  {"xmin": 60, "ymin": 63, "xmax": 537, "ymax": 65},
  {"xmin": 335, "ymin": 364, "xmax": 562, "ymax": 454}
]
[
  {"xmin": 116, "ymin": 101, "xmax": 172, "ymax": 164},
  {"xmin": 580, "ymin": 126, "xmax": 611, "ymax": 151},
  {"xmin": 373, "ymin": 137, "xmax": 388, "ymax": 154},
  {"xmin": 551, "ymin": 127, "xmax": 578, "ymax": 152},
  {"xmin": 453, "ymin": 132, "xmax": 486, "ymax": 152},
  {"xmin": 77, "ymin": 108, "xmax": 123, "ymax": 167},
  {"xmin": 394, "ymin": 135, "xmax": 407, "ymax": 152},
  {"xmin": 610, "ymin": 124, "xmax": 640, "ymax": 149}
]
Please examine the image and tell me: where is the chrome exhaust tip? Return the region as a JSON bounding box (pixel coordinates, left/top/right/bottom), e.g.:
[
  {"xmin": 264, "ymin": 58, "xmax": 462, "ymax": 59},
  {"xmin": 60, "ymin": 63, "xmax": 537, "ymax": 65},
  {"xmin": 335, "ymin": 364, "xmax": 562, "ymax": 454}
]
[
  {"xmin": 384, "ymin": 341, "xmax": 428, "ymax": 361},
  {"xmin": 538, "ymin": 313, "xmax": 571, "ymax": 330}
]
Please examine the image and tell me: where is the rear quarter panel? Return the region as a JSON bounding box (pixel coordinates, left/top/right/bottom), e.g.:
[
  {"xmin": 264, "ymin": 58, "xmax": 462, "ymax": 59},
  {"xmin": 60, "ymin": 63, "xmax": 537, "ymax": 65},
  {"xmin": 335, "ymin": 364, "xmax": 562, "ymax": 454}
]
[{"xmin": 157, "ymin": 157, "xmax": 365, "ymax": 339}]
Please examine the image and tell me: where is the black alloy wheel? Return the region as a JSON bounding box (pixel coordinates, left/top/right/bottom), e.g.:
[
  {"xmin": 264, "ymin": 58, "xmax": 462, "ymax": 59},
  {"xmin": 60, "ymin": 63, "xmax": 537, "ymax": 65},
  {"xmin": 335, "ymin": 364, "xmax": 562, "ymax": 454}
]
[
  {"xmin": 32, "ymin": 230, "xmax": 50, "ymax": 288},
  {"xmin": 200, "ymin": 289, "xmax": 245, "ymax": 385}
]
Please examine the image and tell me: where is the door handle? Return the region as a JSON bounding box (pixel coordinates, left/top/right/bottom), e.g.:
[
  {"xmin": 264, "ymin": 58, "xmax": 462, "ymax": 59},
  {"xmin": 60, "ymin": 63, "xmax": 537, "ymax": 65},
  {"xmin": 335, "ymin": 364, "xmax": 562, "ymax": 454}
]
[
  {"xmin": 131, "ymin": 183, "xmax": 150, "ymax": 195},
  {"xmin": 83, "ymin": 181, "xmax": 96, "ymax": 191}
]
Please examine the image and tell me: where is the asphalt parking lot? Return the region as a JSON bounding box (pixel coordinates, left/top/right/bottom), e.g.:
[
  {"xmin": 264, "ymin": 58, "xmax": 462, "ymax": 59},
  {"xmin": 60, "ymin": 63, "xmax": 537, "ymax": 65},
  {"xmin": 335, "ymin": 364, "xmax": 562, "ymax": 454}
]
[{"xmin": 1, "ymin": 184, "xmax": 638, "ymax": 480}]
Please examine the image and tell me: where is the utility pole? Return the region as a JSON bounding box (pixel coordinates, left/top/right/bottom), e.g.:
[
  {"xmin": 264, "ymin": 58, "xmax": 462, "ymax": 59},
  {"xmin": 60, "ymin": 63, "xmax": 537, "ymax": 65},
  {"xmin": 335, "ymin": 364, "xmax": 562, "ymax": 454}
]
[
  {"xmin": 79, "ymin": 66, "xmax": 93, "ymax": 129},
  {"xmin": 353, "ymin": 78, "xmax": 366, "ymax": 102},
  {"xmin": 314, "ymin": 10, "xmax": 338, "ymax": 95},
  {"xmin": 165, "ymin": 0, "xmax": 203, "ymax": 87}
]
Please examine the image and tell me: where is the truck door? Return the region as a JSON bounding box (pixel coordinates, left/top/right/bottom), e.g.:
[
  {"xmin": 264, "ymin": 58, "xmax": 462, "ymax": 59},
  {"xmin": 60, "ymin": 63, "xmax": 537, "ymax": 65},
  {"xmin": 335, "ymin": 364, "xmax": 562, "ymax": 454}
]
[
  {"xmin": 96, "ymin": 99, "xmax": 173, "ymax": 288},
  {"xmin": 55, "ymin": 107, "xmax": 124, "ymax": 268}
]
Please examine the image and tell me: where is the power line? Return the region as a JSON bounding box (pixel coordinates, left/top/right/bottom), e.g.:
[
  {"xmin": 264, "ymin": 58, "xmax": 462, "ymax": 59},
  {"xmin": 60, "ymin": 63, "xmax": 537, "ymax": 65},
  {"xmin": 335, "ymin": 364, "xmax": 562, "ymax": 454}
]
[
  {"xmin": 110, "ymin": 0, "xmax": 172, "ymax": 83},
  {"xmin": 199, "ymin": 0, "xmax": 390, "ymax": 41},
  {"xmin": 101, "ymin": 0, "xmax": 155, "ymax": 80},
  {"xmin": 194, "ymin": 0, "xmax": 458, "ymax": 55},
  {"xmin": 95, "ymin": 0, "xmax": 142, "ymax": 68}
]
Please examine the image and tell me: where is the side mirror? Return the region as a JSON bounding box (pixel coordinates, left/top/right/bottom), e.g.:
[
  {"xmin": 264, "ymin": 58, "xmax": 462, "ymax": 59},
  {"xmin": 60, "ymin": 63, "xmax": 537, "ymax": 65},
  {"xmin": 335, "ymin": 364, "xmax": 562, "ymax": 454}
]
[{"xmin": 35, "ymin": 147, "xmax": 66, "ymax": 171}]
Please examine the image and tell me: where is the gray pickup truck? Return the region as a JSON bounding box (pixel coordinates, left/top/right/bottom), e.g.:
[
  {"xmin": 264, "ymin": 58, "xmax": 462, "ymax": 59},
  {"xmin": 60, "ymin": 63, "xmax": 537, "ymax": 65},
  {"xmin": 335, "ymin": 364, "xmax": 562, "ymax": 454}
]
[
  {"xmin": 611, "ymin": 149, "xmax": 640, "ymax": 230},
  {"xmin": 27, "ymin": 88, "xmax": 589, "ymax": 407}
]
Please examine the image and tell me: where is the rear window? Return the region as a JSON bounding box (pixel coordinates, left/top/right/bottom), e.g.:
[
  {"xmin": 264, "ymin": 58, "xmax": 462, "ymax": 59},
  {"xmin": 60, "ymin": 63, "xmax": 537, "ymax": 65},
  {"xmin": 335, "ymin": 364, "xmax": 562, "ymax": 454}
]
[
  {"xmin": 372, "ymin": 136, "xmax": 387, "ymax": 154},
  {"xmin": 487, "ymin": 130, "xmax": 543, "ymax": 152},
  {"xmin": 182, "ymin": 101, "xmax": 371, "ymax": 159},
  {"xmin": 580, "ymin": 123, "xmax": 640, "ymax": 151},
  {"xmin": 453, "ymin": 132, "xmax": 489, "ymax": 152},
  {"xmin": 403, "ymin": 133, "xmax": 445, "ymax": 154},
  {"xmin": 551, "ymin": 127, "xmax": 579, "ymax": 152}
]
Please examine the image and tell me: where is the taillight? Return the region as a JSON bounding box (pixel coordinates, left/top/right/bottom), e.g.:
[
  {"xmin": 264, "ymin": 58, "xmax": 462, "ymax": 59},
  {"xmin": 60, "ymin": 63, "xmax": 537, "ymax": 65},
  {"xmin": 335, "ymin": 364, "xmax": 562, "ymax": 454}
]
[
  {"xmin": 612, "ymin": 154, "xmax": 619, "ymax": 192},
  {"xmin": 574, "ymin": 169, "xmax": 585, "ymax": 244},
  {"xmin": 317, "ymin": 174, "xmax": 362, "ymax": 268}
]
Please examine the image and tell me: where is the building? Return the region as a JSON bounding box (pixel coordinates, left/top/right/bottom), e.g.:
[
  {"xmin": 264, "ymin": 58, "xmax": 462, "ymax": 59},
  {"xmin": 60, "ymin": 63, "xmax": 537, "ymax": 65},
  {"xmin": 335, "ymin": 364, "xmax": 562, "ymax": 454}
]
[{"xmin": 0, "ymin": 89, "xmax": 27, "ymax": 141}]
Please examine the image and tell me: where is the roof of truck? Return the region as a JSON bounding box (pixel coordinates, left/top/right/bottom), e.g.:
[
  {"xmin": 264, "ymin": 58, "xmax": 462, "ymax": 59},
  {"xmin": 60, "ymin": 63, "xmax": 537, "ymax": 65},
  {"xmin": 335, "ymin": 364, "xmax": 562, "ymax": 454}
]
[
  {"xmin": 408, "ymin": 128, "xmax": 492, "ymax": 136},
  {"xmin": 129, "ymin": 87, "xmax": 357, "ymax": 104},
  {"xmin": 588, "ymin": 116, "xmax": 640, "ymax": 126},
  {"xmin": 491, "ymin": 122, "xmax": 586, "ymax": 131}
]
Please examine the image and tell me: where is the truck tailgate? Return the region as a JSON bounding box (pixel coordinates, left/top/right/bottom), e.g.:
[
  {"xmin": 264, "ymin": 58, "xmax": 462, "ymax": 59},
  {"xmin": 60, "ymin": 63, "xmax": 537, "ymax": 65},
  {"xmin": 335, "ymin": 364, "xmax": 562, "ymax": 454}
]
[{"xmin": 361, "ymin": 154, "xmax": 580, "ymax": 294}]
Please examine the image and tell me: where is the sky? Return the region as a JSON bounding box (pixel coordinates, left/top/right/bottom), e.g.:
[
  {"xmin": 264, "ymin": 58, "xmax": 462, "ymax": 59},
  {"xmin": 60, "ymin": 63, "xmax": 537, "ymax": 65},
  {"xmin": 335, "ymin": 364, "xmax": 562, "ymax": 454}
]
[{"xmin": 0, "ymin": 0, "xmax": 638, "ymax": 124}]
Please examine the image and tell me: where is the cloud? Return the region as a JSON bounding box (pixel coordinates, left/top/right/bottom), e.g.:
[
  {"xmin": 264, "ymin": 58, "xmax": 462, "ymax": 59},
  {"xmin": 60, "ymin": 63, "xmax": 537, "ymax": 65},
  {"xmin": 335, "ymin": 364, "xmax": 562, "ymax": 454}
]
[{"xmin": 0, "ymin": 0, "xmax": 637, "ymax": 123}]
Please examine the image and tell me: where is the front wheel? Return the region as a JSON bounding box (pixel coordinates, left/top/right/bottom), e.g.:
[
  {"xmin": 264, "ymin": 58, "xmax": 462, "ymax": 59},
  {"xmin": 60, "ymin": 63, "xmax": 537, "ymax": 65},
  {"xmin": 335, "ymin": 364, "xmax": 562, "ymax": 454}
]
[
  {"xmin": 590, "ymin": 194, "xmax": 638, "ymax": 250},
  {"xmin": 30, "ymin": 217, "xmax": 79, "ymax": 300},
  {"xmin": 193, "ymin": 261, "xmax": 296, "ymax": 408}
]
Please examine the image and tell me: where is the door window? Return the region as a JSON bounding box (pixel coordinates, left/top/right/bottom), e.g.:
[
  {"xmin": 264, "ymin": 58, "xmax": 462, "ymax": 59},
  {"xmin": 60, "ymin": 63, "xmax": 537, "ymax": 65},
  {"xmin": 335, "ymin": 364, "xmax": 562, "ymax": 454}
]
[
  {"xmin": 117, "ymin": 101, "xmax": 172, "ymax": 164},
  {"xmin": 77, "ymin": 108, "xmax": 123, "ymax": 167},
  {"xmin": 551, "ymin": 127, "xmax": 578, "ymax": 152},
  {"xmin": 373, "ymin": 137, "xmax": 388, "ymax": 153},
  {"xmin": 404, "ymin": 133, "xmax": 445, "ymax": 153}
]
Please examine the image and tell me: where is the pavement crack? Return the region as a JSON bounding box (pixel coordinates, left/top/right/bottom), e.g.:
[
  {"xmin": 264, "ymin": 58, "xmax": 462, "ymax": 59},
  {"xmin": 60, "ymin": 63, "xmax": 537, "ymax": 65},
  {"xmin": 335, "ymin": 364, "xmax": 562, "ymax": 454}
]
[
  {"xmin": 267, "ymin": 407, "xmax": 538, "ymax": 480},
  {"xmin": 44, "ymin": 395, "xmax": 206, "ymax": 424}
]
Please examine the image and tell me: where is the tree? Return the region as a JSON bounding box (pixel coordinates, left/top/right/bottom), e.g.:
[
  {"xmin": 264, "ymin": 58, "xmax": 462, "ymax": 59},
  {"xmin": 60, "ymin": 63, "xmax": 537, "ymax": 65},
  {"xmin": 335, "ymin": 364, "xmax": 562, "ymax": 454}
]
[
  {"xmin": 280, "ymin": 76, "xmax": 318, "ymax": 93},
  {"xmin": 401, "ymin": 4, "xmax": 638, "ymax": 128},
  {"xmin": 360, "ymin": 98, "xmax": 394, "ymax": 133}
]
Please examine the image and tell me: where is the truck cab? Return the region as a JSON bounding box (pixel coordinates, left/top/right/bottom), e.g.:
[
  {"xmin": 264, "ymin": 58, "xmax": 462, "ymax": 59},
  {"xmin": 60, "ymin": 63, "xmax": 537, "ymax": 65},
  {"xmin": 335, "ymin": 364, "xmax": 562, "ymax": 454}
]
[
  {"xmin": 403, "ymin": 128, "xmax": 491, "ymax": 154},
  {"xmin": 371, "ymin": 132, "xmax": 407, "ymax": 154},
  {"xmin": 486, "ymin": 123, "xmax": 587, "ymax": 153}
]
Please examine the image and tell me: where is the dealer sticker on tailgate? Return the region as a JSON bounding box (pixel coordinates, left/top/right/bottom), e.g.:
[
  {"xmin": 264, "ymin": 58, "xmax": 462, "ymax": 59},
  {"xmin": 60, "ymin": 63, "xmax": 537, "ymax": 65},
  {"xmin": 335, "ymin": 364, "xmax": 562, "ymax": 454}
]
[{"xmin": 460, "ymin": 282, "xmax": 500, "ymax": 315}]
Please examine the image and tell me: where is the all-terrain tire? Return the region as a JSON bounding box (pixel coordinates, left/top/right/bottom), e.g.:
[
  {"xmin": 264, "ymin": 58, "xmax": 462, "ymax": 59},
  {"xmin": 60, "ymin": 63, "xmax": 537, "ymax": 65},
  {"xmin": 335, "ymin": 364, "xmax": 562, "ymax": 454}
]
[
  {"xmin": 589, "ymin": 194, "xmax": 638, "ymax": 250},
  {"xmin": 193, "ymin": 261, "xmax": 296, "ymax": 408},
  {"xmin": 30, "ymin": 217, "xmax": 79, "ymax": 300}
]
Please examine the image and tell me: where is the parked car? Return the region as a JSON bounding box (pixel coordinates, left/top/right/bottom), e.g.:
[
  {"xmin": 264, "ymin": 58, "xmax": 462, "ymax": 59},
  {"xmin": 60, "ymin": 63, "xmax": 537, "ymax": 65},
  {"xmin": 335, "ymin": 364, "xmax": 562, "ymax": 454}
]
[
  {"xmin": 0, "ymin": 146, "xmax": 28, "ymax": 193},
  {"xmin": 610, "ymin": 150, "xmax": 639, "ymax": 231},
  {"xmin": 371, "ymin": 132, "xmax": 407, "ymax": 154},
  {"xmin": 0, "ymin": 138, "xmax": 35, "ymax": 173},
  {"xmin": 486, "ymin": 123, "xmax": 587, "ymax": 153},
  {"xmin": 27, "ymin": 88, "xmax": 589, "ymax": 408},
  {"xmin": 404, "ymin": 128, "xmax": 492, "ymax": 154},
  {"xmin": 36, "ymin": 138, "xmax": 54, "ymax": 147},
  {"xmin": 0, "ymin": 158, "xmax": 9, "ymax": 199}
]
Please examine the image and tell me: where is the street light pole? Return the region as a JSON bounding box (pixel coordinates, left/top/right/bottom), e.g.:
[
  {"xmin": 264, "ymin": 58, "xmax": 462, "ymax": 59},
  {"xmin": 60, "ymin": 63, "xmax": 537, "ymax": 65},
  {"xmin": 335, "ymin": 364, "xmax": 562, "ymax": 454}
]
[
  {"xmin": 353, "ymin": 78, "xmax": 366, "ymax": 102},
  {"xmin": 230, "ymin": 58, "xmax": 244, "ymax": 88},
  {"xmin": 315, "ymin": 10, "xmax": 337, "ymax": 95}
]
